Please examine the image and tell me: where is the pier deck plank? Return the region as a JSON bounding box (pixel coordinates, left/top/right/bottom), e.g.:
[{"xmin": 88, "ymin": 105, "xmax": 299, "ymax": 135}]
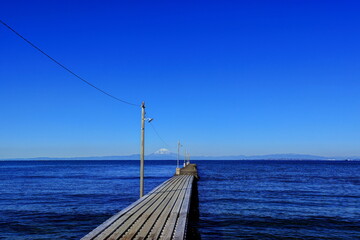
[{"xmin": 81, "ymin": 165, "xmax": 197, "ymax": 240}]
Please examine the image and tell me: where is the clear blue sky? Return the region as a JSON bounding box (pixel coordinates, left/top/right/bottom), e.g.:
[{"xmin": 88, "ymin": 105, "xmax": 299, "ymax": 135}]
[{"xmin": 1, "ymin": 0, "xmax": 359, "ymax": 158}]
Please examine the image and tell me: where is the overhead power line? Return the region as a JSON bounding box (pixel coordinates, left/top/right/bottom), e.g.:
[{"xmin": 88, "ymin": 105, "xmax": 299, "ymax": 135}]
[
  {"xmin": 0, "ymin": 19, "xmax": 139, "ymax": 107},
  {"xmin": 149, "ymin": 122, "xmax": 172, "ymax": 149}
]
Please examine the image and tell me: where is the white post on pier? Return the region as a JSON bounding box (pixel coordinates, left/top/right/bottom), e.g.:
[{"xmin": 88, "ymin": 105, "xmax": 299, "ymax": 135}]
[
  {"xmin": 175, "ymin": 141, "xmax": 182, "ymax": 175},
  {"xmin": 183, "ymin": 150, "xmax": 187, "ymax": 167}
]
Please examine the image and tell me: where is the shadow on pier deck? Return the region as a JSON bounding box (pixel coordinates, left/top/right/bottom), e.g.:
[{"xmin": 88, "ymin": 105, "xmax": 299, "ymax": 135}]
[{"xmin": 81, "ymin": 164, "xmax": 199, "ymax": 240}]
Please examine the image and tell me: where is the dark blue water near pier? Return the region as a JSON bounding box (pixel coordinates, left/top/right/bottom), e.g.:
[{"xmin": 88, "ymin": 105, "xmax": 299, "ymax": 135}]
[{"xmin": 0, "ymin": 160, "xmax": 359, "ymax": 239}]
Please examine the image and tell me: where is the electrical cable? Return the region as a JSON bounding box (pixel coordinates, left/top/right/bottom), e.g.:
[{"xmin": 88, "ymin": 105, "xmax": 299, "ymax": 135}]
[
  {"xmin": 149, "ymin": 122, "xmax": 172, "ymax": 150},
  {"xmin": 1, "ymin": 19, "xmax": 179, "ymax": 152},
  {"xmin": 0, "ymin": 19, "xmax": 139, "ymax": 107}
]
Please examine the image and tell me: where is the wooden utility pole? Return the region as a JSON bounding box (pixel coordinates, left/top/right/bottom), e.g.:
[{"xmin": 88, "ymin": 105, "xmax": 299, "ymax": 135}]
[
  {"xmin": 140, "ymin": 102, "xmax": 145, "ymax": 198},
  {"xmin": 177, "ymin": 141, "xmax": 180, "ymax": 168}
]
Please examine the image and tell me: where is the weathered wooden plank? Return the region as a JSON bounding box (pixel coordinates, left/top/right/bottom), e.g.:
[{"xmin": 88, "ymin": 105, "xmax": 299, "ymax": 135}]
[
  {"xmin": 112, "ymin": 176, "xmax": 187, "ymax": 239},
  {"xmin": 81, "ymin": 177, "xmax": 178, "ymax": 240},
  {"xmin": 150, "ymin": 176, "xmax": 193, "ymax": 239},
  {"xmin": 146, "ymin": 176, "xmax": 191, "ymax": 240},
  {"xmin": 96, "ymin": 176, "xmax": 183, "ymax": 240},
  {"xmin": 172, "ymin": 176, "xmax": 194, "ymax": 240},
  {"xmin": 82, "ymin": 164, "xmax": 198, "ymax": 240},
  {"xmin": 123, "ymin": 176, "xmax": 189, "ymax": 239},
  {"xmin": 160, "ymin": 176, "xmax": 193, "ymax": 240}
]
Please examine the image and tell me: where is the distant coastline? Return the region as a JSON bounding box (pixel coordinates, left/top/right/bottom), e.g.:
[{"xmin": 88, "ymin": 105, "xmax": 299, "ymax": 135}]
[{"xmin": 1, "ymin": 153, "xmax": 360, "ymax": 161}]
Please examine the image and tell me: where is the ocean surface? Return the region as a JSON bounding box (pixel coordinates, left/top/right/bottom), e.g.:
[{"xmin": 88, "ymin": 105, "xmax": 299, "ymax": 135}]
[{"xmin": 0, "ymin": 160, "xmax": 359, "ymax": 239}]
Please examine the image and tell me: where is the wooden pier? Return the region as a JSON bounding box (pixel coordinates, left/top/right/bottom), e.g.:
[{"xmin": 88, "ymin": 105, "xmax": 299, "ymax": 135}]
[{"xmin": 81, "ymin": 164, "xmax": 198, "ymax": 240}]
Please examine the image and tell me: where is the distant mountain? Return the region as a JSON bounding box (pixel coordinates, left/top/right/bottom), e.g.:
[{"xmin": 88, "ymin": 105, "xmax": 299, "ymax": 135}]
[
  {"xmin": 148, "ymin": 148, "xmax": 178, "ymax": 160},
  {"xmin": 197, "ymin": 153, "xmax": 330, "ymax": 160},
  {"xmin": 191, "ymin": 154, "xmax": 359, "ymax": 160},
  {"xmin": 4, "ymin": 154, "xmax": 140, "ymax": 161},
  {"xmin": 2, "ymin": 149, "xmax": 359, "ymax": 161}
]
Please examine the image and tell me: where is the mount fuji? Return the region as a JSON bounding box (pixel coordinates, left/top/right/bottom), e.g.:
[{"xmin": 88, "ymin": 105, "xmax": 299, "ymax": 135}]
[{"xmin": 148, "ymin": 148, "xmax": 178, "ymax": 160}]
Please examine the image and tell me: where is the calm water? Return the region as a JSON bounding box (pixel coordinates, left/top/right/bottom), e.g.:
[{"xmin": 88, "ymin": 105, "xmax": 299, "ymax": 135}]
[{"xmin": 0, "ymin": 160, "xmax": 359, "ymax": 239}]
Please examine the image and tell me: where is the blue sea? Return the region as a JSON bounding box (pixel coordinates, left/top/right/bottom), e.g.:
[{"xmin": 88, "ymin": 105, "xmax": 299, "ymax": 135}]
[{"xmin": 0, "ymin": 160, "xmax": 359, "ymax": 239}]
